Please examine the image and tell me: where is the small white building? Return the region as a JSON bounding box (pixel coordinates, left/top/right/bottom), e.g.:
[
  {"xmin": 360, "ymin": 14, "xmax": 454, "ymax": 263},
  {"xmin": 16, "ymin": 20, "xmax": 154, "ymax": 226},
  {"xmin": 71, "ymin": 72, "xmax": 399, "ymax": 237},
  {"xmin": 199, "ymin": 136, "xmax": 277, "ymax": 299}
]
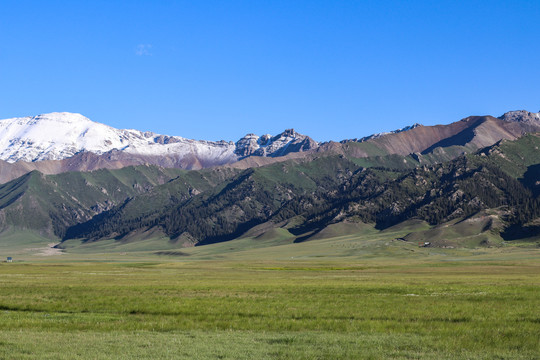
[{"xmin": 6, "ymin": 257, "xmax": 12, "ymax": 263}]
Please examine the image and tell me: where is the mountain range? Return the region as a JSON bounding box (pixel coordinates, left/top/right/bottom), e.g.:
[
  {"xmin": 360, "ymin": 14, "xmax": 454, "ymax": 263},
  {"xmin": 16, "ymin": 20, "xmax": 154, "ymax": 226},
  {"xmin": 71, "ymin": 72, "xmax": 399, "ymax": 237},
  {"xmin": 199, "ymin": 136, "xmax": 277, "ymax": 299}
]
[
  {"xmin": 0, "ymin": 113, "xmax": 319, "ymax": 182},
  {"xmin": 0, "ymin": 110, "xmax": 539, "ymax": 251},
  {"xmin": 2, "ymin": 111, "xmax": 539, "ymax": 182}
]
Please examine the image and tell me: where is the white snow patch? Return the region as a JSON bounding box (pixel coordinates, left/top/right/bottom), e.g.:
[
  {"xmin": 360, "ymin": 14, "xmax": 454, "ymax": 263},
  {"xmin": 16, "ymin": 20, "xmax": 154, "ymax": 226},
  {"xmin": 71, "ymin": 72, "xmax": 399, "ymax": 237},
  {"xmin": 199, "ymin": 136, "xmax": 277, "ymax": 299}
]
[{"xmin": 0, "ymin": 112, "xmax": 237, "ymax": 163}]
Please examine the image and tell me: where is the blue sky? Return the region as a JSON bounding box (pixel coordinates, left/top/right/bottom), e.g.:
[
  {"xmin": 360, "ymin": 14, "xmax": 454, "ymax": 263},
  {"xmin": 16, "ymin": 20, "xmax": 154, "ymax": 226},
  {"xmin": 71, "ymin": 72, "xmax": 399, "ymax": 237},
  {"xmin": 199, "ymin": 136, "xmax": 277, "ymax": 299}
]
[{"xmin": 1, "ymin": 1, "xmax": 539, "ymax": 142}]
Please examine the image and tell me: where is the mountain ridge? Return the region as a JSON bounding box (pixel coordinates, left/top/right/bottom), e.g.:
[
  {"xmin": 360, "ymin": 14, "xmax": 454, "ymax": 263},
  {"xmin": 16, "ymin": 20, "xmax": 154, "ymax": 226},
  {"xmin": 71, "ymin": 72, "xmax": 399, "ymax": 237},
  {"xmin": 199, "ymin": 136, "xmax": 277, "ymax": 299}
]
[
  {"xmin": 0, "ymin": 113, "xmax": 319, "ymax": 165},
  {"xmin": 0, "ymin": 110, "xmax": 538, "ymax": 184}
]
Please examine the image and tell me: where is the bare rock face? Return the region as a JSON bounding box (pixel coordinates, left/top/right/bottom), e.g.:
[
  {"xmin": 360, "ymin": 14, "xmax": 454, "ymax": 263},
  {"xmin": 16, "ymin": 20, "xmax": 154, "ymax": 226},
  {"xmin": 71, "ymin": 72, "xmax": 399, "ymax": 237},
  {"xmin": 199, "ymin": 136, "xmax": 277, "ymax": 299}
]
[
  {"xmin": 499, "ymin": 110, "xmax": 540, "ymax": 124},
  {"xmin": 497, "ymin": 111, "xmax": 540, "ymax": 136},
  {"xmin": 235, "ymin": 129, "xmax": 318, "ymax": 158},
  {"xmin": 235, "ymin": 133, "xmax": 262, "ymax": 157},
  {"xmin": 334, "ymin": 112, "xmax": 540, "ymax": 159}
]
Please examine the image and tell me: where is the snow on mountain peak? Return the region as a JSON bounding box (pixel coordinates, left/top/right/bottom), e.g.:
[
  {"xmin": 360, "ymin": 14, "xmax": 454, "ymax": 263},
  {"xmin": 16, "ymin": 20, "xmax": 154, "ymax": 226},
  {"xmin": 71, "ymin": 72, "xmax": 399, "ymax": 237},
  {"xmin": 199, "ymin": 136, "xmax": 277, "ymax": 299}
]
[
  {"xmin": 0, "ymin": 112, "xmax": 235, "ymax": 163},
  {"xmin": 0, "ymin": 112, "xmax": 320, "ymax": 165}
]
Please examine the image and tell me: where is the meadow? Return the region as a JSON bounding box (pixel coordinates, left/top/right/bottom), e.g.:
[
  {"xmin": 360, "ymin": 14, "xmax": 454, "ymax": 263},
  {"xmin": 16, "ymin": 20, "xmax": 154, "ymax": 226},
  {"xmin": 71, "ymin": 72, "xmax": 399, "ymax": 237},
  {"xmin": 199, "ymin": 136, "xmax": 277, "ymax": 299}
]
[
  {"xmin": 1, "ymin": 223, "xmax": 539, "ymax": 359},
  {"xmin": 0, "ymin": 256, "xmax": 539, "ymax": 359}
]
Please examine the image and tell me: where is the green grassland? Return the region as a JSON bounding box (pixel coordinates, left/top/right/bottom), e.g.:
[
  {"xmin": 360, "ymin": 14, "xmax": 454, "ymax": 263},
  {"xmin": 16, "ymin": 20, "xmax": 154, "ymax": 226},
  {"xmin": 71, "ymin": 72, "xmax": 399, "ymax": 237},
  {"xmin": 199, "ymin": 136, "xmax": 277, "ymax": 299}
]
[
  {"xmin": 1, "ymin": 224, "xmax": 540, "ymax": 359},
  {"xmin": 0, "ymin": 259, "xmax": 539, "ymax": 359}
]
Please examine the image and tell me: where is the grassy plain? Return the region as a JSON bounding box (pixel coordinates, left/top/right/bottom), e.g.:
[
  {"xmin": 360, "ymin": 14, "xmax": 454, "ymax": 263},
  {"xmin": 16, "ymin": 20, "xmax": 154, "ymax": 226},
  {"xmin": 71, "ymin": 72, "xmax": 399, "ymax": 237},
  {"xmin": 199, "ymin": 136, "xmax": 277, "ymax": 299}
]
[
  {"xmin": 1, "ymin": 225, "xmax": 539, "ymax": 359},
  {"xmin": 1, "ymin": 260, "xmax": 539, "ymax": 359}
]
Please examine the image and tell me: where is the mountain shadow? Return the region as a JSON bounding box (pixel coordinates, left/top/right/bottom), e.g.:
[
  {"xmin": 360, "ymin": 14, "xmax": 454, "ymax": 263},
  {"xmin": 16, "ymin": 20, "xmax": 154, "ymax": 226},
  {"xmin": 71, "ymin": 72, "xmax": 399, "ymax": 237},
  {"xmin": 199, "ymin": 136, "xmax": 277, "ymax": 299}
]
[
  {"xmin": 520, "ymin": 163, "xmax": 540, "ymax": 196},
  {"xmin": 420, "ymin": 120, "xmax": 479, "ymax": 154}
]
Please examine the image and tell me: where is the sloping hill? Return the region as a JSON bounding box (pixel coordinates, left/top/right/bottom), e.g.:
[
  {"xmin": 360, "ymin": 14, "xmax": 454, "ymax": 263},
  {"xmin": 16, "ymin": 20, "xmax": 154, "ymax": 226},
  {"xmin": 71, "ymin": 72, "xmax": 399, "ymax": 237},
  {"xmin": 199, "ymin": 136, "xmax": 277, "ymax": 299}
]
[
  {"xmin": 64, "ymin": 155, "xmax": 362, "ymax": 243},
  {"xmin": 0, "ymin": 166, "xmax": 191, "ymax": 237}
]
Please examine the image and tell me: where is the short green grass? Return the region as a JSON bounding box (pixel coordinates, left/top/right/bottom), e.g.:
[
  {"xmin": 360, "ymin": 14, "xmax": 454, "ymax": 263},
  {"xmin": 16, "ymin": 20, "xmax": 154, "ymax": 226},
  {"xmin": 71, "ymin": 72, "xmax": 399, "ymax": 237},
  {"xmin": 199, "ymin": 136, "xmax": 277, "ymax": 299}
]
[
  {"xmin": 0, "ymin": 258, "xmax": 539, "ymax": 359},
  {"xmin": 0, "ymin": 228, "xmax": 56, "ymax": 254},
  {"xmin": 1, "ymin": 223, "xmax": 540, "ymax": 359}
]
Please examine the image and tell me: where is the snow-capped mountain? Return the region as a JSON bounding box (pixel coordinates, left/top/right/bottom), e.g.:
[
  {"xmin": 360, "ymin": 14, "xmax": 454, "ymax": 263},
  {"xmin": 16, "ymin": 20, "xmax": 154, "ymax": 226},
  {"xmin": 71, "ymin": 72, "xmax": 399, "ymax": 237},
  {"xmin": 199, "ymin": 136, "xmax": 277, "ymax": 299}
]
[
  {"xmin": 0, "ymin": 112, "xmax": 318, "ymax": 165},
  {"xmin": 0, "ymin": 112, "xmax": 237, "ymax": 163}
]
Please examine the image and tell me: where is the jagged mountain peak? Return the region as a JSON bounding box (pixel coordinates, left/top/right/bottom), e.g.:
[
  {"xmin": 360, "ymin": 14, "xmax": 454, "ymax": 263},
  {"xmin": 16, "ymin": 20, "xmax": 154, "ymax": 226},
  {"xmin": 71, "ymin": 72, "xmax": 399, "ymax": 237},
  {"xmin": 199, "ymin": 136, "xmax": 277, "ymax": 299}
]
[
  {"xmin": 276, "ymin": 128, "xmax": 297, "ymax": 137},
  {"xmin": 498, "ymin": 110, "xmax": 540, "ymax": 124},
  {"xmin": 235, "ymin": 128, "xmax": 318, "ymax": 157}
]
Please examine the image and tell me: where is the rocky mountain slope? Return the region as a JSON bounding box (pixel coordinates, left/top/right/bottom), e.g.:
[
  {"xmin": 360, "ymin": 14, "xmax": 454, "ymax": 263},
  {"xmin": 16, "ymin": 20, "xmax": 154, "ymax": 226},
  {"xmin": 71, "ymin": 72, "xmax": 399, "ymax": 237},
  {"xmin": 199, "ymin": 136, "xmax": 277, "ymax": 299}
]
[
  {"xmin": 331, "ymin": 112, "xmax": 540, "ymax": 158},
  {"xmin": 235, "ymin": 129, "xmax": 318, "ymax": 157}
]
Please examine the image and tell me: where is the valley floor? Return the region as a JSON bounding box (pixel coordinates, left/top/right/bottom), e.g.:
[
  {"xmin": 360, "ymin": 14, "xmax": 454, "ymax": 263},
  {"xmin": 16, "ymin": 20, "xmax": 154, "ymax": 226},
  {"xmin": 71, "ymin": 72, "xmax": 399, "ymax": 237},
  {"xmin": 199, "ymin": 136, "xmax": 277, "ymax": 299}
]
[
  {"xmin": 0, "ymin": 255, "xmax": 539, "ymax": 359},
  {"xmin": 1, "ymin": 224, "xmax": 539, "ymax": 359}
]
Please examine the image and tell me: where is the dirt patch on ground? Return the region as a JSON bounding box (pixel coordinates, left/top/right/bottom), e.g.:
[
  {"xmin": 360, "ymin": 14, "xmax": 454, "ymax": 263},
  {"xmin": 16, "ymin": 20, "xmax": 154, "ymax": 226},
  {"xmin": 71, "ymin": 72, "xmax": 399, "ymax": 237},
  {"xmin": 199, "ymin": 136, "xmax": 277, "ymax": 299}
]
[{"xmin": 25, "ymin": 243, "xmax": 64, "ymax": 256}]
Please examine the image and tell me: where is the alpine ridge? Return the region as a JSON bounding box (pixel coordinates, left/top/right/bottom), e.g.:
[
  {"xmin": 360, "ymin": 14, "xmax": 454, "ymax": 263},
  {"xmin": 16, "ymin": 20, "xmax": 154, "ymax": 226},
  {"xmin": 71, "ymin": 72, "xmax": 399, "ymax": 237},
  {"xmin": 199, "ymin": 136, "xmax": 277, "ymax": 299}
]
[
  {"xmin": 0, "ymin": 110, "xmax": 539, "ymax": 185},
  {"xmin": 0, "ymin": 113, "xmax": 318, "ymax": 171}
]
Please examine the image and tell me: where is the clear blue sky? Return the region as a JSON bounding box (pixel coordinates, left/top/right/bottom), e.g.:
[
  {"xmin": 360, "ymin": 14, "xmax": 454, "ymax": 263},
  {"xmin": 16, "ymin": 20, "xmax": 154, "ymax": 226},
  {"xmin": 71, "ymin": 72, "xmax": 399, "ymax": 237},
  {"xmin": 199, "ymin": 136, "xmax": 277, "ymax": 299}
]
[{"xmin": 1, "ymin": 0, "xmax": 539, "ymax": 142}]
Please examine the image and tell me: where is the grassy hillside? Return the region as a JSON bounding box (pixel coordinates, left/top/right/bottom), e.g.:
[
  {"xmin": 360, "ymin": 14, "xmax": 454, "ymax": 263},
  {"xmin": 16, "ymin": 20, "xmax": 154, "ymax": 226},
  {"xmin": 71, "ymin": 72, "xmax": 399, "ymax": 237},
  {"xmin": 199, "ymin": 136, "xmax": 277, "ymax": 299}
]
[
  {"xmin": 0, "ymin": 166, "xmax": 189, "ymax": 238},
  {"xmin": 476, "ymin": 133, "xmax": 540, "ymax": 178},
  {"xmin": 59, "ymin": 134, "xmax": 540, "ymax": 247},
  {"xmin": 2, "ymin": 133, "xmax": 539, "ymax": 250},
  {"xmin": 65, "ymin": 155, "xmax": 363, "ymax": 243}
]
